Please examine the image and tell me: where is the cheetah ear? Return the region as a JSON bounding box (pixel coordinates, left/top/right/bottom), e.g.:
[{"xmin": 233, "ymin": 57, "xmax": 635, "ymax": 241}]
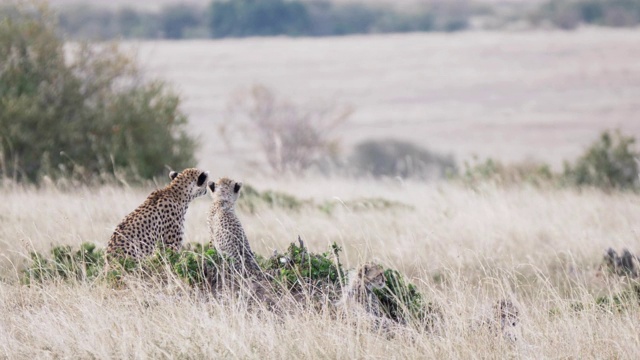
[
  {"xmin": 233, "ymin": 182, "xmax": 242, "ymax": 193},
  {"xmin": 169, "ymin": 171, "xmax": 179, "ymax": 180},
  {"xmin": 197, "ymin": 171, "xmax": 209, "ymax": 187},
  {"xmin": 208, "ymin": 181, "xmax": 215, "ymax": 192}
]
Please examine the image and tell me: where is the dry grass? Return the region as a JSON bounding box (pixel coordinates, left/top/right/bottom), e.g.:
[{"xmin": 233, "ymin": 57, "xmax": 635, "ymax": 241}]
[
  {"xmin": 110, "ymin": 29, "xmax": 640, "ymax": 174},
  {"xmin": 2, "ymin": 178, "xmax": 640, "ymax": 358}
]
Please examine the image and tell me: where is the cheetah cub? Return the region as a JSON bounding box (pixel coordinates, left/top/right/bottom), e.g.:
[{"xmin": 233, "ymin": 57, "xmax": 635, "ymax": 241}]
[
  {"xmin": 207, "ymin": 177, "xmax": 261, "ymax": 276},
  {"xmin": 475, "ymin": 299, "xmax": 521, "ymax": 342},
  {"xmin": 493, "ymin": 299, "xmax": 520, "ymax": 342},
  {"xmin": 336, "ymin": 263, "xmax": 387, "ymax": 320}
]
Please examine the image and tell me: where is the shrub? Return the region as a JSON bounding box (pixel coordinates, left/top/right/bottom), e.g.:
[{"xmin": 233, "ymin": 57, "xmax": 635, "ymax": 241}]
[
  {"xmin": 22, "ymin": 243, "xmax": 105, "ymax": 284},
  {"xmin": 563, "ymin": 130, "xmax": 639, "ymax": 190},
  {"xmin": 262, "ymin": 239, "xmax": 346, "ymax": 297},
  {"xmin": 461, "ymin": 157, "xmax": 555, "ymax": 187},
  {"xmin": 349, "ymin": 139, "xmax": 457, "ymax": 180},
  {"xmin": 223, "ymin": 84, "xmax": 352, "ymax": 174},
  {"xmin": 21, "ymin": 240, "xmax": 440, "ymax": 326},
  {"xmin": 374, "ymin": 268, "xmax": 443, "ymax": 328},
  {"xmin": 0, "ymin": 3, "xmax": 197, "ymax": 183}
]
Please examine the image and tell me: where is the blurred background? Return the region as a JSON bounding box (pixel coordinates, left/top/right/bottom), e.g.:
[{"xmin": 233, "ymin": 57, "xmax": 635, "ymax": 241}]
[{"xmin": 1, "ymin": 0, "xmax": 639, "ymax": 186}]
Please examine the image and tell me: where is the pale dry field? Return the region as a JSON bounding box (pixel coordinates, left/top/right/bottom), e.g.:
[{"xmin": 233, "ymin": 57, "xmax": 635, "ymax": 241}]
[
  {"xmin": 1, "ymin": 179, "xmax": 640, "ymax": 358},
  {"xmin": 115, "ymin": 29, "xmax": 640, "ymax": 175}
]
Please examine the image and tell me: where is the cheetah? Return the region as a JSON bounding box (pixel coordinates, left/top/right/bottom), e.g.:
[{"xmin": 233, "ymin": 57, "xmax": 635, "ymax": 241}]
[
  {"xmin": 336, "ymin": 262, "xmax": 387, "ymax": 318},
  {"xmin": 332, "ymin": 262, "xmax": 399, "ymax": 334},
  {"xmin": 493, "ymin": 299, "xmax": 520, "ymax": 342},
  {"xmin": 106, "ymin": 168, "xmax": 209, "ymax": 259},
  {"xmin": 207, "ymin": 177, "xmax": 261, "ymax": 276},
  {"xmin": 475, "ymin": 299, "xmax": 521, "ymax": 342}
]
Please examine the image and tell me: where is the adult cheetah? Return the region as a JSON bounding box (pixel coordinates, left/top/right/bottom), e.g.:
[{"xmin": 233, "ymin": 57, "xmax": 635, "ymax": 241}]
[
  {"xmin": 106, "ymin": 168, "xmax": 209, "ymax": 259},
  {"xmin": 207, "ymin": 177, "xmax": 261, "ymax": 276}
]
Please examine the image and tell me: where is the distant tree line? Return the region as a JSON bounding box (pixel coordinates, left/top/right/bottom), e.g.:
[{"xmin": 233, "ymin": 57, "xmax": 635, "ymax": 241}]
[
  {"xmin": 35, "ymin": 0, "xmax": 478, "ymax": 40},
  {"xmin": 531, "ymin": 0, "xmax": 640, "ymax": 29},
  {"xmin": 3, "ymin": 0, "xmax": 636, "ymax": 41}
]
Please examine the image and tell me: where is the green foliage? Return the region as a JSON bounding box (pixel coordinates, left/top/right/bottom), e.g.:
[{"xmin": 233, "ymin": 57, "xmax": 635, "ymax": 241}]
[
  {"xmin": 0, "ymin": 4, "xmax": 197, "ymax": 183},
  {"xmin": 349, "ymin": 139, "xmax": 457, "ymax": 180},
  {"xmin": 262, "ymin": 240, "xmax": 346, "ymax": 292},
  {"xmin": 21, "ymin": 241, "xmax": 441, "ymax": 326},
  {"xmin": 596, "ymin": 283, "xmax": 640, "ymax": 313},
  {"xmin": 172, "ymin": 245, "xmax": 224, "ymax": 287},
  {"xmin": 563, "ymin": 130, "xmax": 639, "ymax": 190},
  {"xmin": 458, "ymin": 130, "xmax": 639, "ymax": 191},
  {"xmin": 22, "ymin": 243, "xmax": 105, "ymax": 284},
  {"xmin": 374, "ymin": 268, "xmax": 442, "ymax": 327}
]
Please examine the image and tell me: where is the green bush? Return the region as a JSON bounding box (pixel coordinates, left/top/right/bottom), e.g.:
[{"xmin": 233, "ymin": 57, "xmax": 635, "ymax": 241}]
[
  {"xmin": 349, "ymin": 139, "xmax": 457, "ymax": 180},
  {"xmin": 20, "ymin": 241, "xmax": 440, "ymax": 326},
  {"xmin": 261, "ymin": 240, "xmax": 346, "ymax": 295},
  {"xmin": 22, "ymin": 243, "xmax": 105, "ymax": 284},
  {"xmin": 0, "ymin": 4, "xmax": 197, "ymax": 183},
  {"xmin": 374, "ymin": 269, "xmax": 442, "ymax": 328},
  {"xmin": 563, "ymin": 130, "xmax": 639, "ymax": 190}
]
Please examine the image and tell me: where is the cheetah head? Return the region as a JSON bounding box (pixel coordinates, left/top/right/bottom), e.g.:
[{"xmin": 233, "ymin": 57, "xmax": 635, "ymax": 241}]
[
  {"xmin": 168, "ymin": 168, "xmax": 209, "ymax": 201},
  {"xmin": 494, "ymin": 299, "xmax": 520, "ymax": 342},
  {"xmin": 360, "ymin": 263, "xmax": 386, "ymax": 291},
  {"xmin": 208, "ymin": 177, "xmax": 242, "ymax": 209}
]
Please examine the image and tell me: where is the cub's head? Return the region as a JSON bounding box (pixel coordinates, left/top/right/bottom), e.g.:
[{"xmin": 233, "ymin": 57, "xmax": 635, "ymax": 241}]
[
  {"xmin": 207, "ymin": 177, "xmax": 242, "ymax": 208},
  {"xmin": 168, "ymin": 168, "xmax": 209, "ymax": 201},
  {"xmin": 494, "ymin": 299, "xmax": 520, "ymax": 342},
  {"xmin": 359, "ymin": 263, "xmax": 386, "ymax": 291}
]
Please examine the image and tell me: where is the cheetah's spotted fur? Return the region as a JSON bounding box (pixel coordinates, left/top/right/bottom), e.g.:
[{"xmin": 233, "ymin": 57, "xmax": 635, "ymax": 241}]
[
  {"xmin": 106, "ymin": 168, "xmax": 209, "ymax": 259},
  {"xmin": 207, "ymin": 177, "xmax": 261, "ymax": 275}
]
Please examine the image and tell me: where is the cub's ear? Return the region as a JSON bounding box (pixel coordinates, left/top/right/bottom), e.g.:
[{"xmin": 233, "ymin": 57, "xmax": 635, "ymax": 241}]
[
  {"xmin": 233, "ymin": 182, "xmax": 242, "ymax": 193},
  {"xmin": 208, "ymin": 181, "xmax": 216, "ymax": 192},
  {"xmin": 197, "ymin": 171, "xmax": 209, "ymax": 187},
  {"xmin": 169, "ymin": 171, "xmax": 179, "ymax": 180}
]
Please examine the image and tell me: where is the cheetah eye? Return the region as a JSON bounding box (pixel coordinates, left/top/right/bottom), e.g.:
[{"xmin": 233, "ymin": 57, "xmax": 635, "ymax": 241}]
[{"xmin": 197, "ymin": 171, "xmax": 208, "ymax": 187}]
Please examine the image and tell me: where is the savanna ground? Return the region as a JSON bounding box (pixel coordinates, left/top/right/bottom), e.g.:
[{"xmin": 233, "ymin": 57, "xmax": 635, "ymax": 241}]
[
  {"xmin": 1, "ymin": 180, "xmax": 640, "ymax": 358},
  {"xmin": 2, "ymin": 29, "xmax": 640, "ymax": 358}
]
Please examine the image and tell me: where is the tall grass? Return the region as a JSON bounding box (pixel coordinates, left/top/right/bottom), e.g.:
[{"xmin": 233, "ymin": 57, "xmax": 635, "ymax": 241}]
[{"xmin": 1, "ymin": 178, "xmax": 640, "ymax": 357}]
